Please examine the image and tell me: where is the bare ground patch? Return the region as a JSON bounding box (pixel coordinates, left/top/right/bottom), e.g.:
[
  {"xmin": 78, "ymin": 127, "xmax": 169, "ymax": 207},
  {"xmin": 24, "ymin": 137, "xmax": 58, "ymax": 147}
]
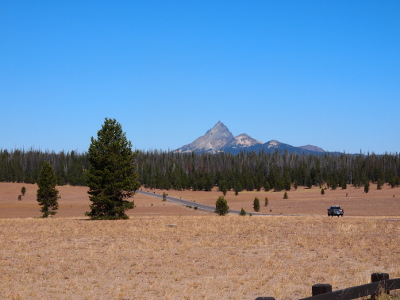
[{"xmin": 2, "ymin": 182, "xmax": 399, "ymax": 218}]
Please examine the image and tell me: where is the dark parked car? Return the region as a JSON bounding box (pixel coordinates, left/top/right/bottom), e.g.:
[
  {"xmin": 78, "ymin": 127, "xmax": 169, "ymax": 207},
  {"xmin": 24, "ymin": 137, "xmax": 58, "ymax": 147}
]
[{"xmin": 327, "ymin": 206, "xmax": 344, "ymax": 217}]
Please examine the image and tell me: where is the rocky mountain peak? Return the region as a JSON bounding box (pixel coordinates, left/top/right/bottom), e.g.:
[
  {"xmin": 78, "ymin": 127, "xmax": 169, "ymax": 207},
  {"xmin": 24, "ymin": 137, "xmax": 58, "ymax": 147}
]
[
  {"xmin": 175, "ymin": 121, "xmax": 327, "ymax": 155},
  {"xmin": 175, "ymin": 121, "xmax": 234, "ymax": 153}
]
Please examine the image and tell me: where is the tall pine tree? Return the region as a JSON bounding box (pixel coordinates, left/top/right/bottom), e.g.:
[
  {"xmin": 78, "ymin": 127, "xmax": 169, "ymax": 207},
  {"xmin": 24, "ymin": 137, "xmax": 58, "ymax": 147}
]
[
  {"xmin": 37, "ymin": 162, "xmax": 59, "ymax": 218},
  {"xmin": 86, "ymin": 118, "xmax": 140, "ymax": 219}
]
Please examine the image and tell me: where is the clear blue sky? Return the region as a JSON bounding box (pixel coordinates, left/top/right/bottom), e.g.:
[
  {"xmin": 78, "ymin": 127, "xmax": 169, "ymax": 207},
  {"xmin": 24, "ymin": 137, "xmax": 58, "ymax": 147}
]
[{"xmin": 1, "ymin": 1, "xmax": 399, "ymax": 154}]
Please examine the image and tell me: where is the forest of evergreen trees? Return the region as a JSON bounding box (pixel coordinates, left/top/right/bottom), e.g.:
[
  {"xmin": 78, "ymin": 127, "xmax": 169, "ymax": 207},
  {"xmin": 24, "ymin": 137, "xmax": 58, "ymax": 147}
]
[
  {"xmin": 1, "ymin": 148, "xmax": 399, "ymax": 192},
  {"xmin": 0, "ymin": 148, "xmax": 90, "ymax": 185}
]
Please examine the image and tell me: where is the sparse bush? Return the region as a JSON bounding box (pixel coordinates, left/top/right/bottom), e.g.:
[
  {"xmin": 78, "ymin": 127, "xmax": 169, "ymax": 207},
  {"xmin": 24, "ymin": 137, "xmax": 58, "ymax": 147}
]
[
  {"xmin": 18, "ymin": 195, "xmax": 22, "ymax": 201},
  {"xmin": 321, "ymin": 188, "xmax": 325, "ymax": 195},
  {"xmin": 264, "ymin": 197, "xmax": 269, "ymax": 207},
  {"xmin": 283, "ymin": 192, "xmax": 288, "ymax": 199},
  {"xmin": 162, "ymin": 192, "xmax": 168, "ymax": 201},
  {"xmin": 239, "ymin": 208, "xmax": 246, "ymax": 216},
  {"xmin": 21, "ymin": 186, "xmax": 26, "ymax": 196}
]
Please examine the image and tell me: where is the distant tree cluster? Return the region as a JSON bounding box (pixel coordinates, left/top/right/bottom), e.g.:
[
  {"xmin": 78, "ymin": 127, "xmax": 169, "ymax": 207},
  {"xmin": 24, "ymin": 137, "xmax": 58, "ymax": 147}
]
[
  {"xmin": 137, "ymin": 150, "xmax": 400, "ymax": 192},
  {"xmin": 0, "ymin": 148, "xmax": 89, "ymax": 185},
  {"xmin": 1, "ymin": 147, "xmax": 400, "ymax": 193}
]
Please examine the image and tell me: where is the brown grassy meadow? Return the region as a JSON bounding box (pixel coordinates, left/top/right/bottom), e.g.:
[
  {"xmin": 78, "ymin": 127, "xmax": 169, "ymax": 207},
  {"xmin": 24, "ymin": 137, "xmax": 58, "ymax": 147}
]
[{"xmin": 0, "ymin": 182, "xmax": 399, "ymax": 299}]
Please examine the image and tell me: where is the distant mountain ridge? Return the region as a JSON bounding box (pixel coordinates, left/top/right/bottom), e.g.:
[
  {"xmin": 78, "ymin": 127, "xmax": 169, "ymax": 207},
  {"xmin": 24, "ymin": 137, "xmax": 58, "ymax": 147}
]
[{"xmin": 175, "ymin": 121, "xmax": 328, "ymax": 155}]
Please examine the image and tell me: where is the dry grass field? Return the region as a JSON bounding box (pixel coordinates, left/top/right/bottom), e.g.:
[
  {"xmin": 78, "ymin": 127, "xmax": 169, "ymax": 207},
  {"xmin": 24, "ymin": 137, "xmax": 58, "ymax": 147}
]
[{"xmin": 0, "ymin": 182, "xmax": 399, "ymax": 299}]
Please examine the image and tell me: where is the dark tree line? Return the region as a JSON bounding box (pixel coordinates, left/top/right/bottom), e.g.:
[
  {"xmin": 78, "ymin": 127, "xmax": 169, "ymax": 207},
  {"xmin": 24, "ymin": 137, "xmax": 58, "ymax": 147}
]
[
  {"xmin": 1, "ymin": 148, "xmax": 399, "ymax": 192},
  {"xmin": 0, "ymin": 148, "xmax": 90, "ymax": 185},
  {"xmin": 138, "ymin": 150, "xmax": 400, "ymax": 192}
]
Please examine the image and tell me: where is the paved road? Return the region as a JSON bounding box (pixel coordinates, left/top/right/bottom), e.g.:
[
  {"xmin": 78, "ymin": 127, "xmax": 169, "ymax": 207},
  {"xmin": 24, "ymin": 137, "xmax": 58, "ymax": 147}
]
[
  {"xmin": 137, "ymin": 190, "xmax": 400, "ymax": 221},
  {"xmin": 137, "ymin": 190, "xmax": 279, "ymax": 216}
]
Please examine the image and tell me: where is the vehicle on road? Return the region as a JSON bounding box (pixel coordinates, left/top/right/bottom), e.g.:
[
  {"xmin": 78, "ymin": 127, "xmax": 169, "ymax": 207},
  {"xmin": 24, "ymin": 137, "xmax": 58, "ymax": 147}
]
[{"xmin": 327, "ymin": 206, "xmax": 344, "ymax": 217}]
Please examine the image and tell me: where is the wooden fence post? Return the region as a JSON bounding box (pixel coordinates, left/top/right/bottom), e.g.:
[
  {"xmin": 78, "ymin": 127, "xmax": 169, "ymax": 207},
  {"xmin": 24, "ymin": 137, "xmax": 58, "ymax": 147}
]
[
  {"xmin": 312, "ymin": 283, "xmax": 332, "ymax": 296},
  {"xmin": 371, "ymin": 272, "xmax": 389, "ymax": 299}
]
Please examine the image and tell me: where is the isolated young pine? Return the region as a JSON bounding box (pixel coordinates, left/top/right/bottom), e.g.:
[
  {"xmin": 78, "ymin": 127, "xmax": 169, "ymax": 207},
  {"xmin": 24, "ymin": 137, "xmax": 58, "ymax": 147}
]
[
  {"xmin": 86, "ymin": 118, "xmax": 140, "ymax": 220},
  {"xmin": 253, "ymin": 197, "xmax": 260, "ymax": 212},
  {"xmin": 21, "ymin": 186, "xmax": 26, "ymax": 196},
  {"xmin": 215, "ymin": 195, "xmax": 229, "ymax": 216},
  {"xmin": 37, "ymin": 162, "xmax": 59, "ymax": 218}
]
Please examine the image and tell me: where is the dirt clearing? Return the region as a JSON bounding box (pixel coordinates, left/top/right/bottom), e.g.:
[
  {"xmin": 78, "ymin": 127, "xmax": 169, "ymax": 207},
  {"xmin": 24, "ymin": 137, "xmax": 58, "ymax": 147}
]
[{"xmin": 1, "ymin": 182, "xmax": 399, "ymax": 218}]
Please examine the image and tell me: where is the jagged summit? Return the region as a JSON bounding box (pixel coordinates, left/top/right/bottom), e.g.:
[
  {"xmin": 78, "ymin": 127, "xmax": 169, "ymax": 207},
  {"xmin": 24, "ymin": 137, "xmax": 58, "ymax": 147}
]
[
  {"xmin": 175, "ymin": 121, "xmax": 234, "ymax": 153},
  {"xmin": 175, "ymin": 122, "xmax": 327, "ymax": 155}
]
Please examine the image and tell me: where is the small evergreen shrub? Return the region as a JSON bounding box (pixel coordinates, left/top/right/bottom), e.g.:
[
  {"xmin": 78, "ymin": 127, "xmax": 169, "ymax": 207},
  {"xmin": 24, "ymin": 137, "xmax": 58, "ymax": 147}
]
[
  {"xmin": 215, "ymin": 196, "xmax": 229, "ymax": 216},
  {"xmin": 253, "ymin": 197, "xmax": 260, "ymax": 212}
]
